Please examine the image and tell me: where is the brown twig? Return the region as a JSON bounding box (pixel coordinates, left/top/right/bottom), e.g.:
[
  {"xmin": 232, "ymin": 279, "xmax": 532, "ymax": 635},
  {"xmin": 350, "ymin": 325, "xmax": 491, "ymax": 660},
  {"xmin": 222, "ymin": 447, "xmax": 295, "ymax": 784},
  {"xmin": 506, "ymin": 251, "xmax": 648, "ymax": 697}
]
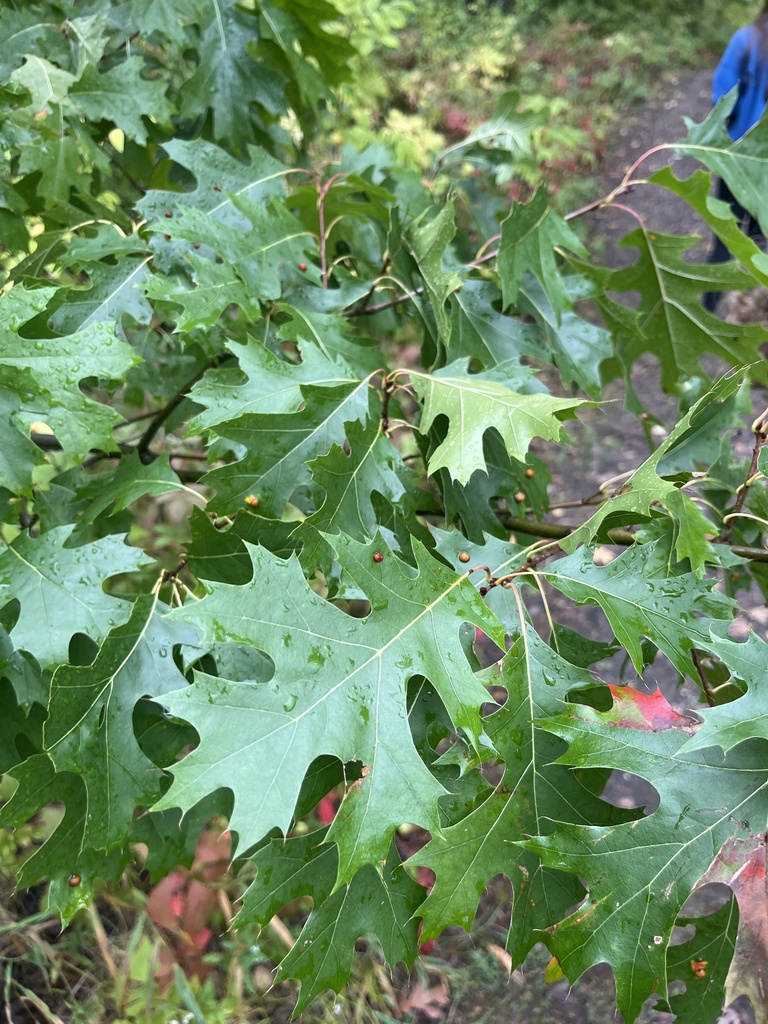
[
  {"xmin": 717, "ymin": 406, "xmax": 768, "ymax": 544},
  {"xmin": 317, "ymin": 172, "xmax": 347, "ymax": 289},
  {"xmin": 136, "ymin": 353, "xmax": 234, "ymax": 463},
  {"xmin": 691, "ymin": 649, "xmax": 716, "ymax": 708},
  {"xmin": 564, "ymin": 183, "xmax": 635, "ymax": 222}
]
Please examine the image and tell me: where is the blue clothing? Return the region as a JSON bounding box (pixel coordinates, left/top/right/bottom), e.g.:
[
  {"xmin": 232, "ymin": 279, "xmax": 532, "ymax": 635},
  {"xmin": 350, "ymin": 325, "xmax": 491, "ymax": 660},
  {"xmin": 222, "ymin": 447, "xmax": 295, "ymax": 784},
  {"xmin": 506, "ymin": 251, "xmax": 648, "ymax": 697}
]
[{"xmin": 713, "ymin": 25, "xmax": 768, "ymax": 139}]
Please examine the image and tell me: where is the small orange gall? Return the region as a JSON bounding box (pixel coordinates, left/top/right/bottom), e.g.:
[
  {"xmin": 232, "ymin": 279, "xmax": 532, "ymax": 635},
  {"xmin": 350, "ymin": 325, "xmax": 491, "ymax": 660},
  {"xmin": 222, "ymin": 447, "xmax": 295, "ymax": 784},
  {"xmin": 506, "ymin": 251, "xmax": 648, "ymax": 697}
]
[
  {"xmin": 245, "ymin": 495, "xmax": 260, "ymax": 508},
  {"xmin": 458, "ymin": 551, "xmax": 470, "ymax": 563},
  {"xmin": 373, "ymin": 552, "xmax": 384, "ymax": 563},
  {"xmin": 164, "ymin": 211, "xmax": 173, "ymax": 218},
  {"xmin": 193, "ymin": 242, "xmax": 201, "ymax": 249},
  {"xmin": 298, "ymin": 262, "xmax": 308, "ymax": 271},
  {"xmin": 68, "ymin": 874, "xmax": 81, "ymax": 887},
  {"xmin": 524, "ymin": 467, "xmax": 535, "ymax": 478},
  {"xmin": 513, "ymin": 491, "xmax": 526, "ymax": 504},
  {"xmin": 163, "ymin": 233, "xmax": 171, "ymax": 240}
]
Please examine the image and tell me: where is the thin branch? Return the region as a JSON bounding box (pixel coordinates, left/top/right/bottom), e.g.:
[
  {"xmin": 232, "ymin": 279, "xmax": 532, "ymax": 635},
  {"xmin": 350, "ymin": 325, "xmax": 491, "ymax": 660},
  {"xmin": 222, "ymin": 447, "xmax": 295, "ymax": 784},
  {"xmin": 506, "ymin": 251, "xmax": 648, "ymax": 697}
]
[
  {"xmin": 136, "ymin": 353, "xmax": 234, "ymax": 463},
  {"xmin": 717, "ymin": 405, "xmax": 768, "ymax": 544},
  {"xmin": 497, "ymin": 512, "xmax": 768, "ymax": 564},
  {"xmin": 345, "ymin": 287, "xmax": 423, "ymax": 317},
  {"xmin": 563, "ymin": 182, "xmax": 635, "ymax": 222},
  {"xmin": 691, "ymin": 649, "xmax": 716, "ymax": 708}
]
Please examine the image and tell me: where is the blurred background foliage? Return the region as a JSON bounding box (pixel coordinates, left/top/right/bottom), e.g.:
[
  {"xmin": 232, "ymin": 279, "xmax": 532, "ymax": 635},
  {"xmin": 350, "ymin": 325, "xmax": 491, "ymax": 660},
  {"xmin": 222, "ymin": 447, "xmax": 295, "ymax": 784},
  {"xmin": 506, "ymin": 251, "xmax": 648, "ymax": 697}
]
[{"xmin": 331, "ymin": 0, "xmax": 754, "ymax": 208}]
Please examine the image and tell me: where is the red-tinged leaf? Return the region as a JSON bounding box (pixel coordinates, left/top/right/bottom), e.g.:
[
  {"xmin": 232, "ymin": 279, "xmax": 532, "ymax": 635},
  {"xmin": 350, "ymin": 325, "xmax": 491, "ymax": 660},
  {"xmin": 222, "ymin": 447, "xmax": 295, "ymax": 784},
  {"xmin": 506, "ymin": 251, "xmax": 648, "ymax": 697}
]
[
  {"xmin": 521, "ymin": 694, "xmax": 768, "ymax": 1023},
  {"xmin": 601, "ymin": 685, "xmax": 697, "ymax": 733},
  {"xmin": 696, "ymin": 835, "xmax": 768, "ymax": 1020}
]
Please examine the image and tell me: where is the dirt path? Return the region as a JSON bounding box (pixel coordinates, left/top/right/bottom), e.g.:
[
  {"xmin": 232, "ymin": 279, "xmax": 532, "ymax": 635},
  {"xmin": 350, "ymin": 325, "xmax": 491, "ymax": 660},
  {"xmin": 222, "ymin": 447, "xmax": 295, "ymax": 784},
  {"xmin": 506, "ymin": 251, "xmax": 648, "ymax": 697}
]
[{"xmin": 589, "ymin": 68, "xmax": 715, "ymax": 264}]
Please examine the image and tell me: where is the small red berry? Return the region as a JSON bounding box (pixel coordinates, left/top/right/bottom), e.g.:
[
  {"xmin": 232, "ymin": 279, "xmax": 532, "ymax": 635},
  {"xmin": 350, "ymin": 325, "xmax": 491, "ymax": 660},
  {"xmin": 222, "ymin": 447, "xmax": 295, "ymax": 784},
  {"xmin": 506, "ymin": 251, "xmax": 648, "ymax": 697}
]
[
  {"xmin": 68, "ymin": 874, "xmax": 81, "ymax": 887},
  {"xmin": 373, "ymin": 552, "xmax": 384, "ymax": 563},
  {"xmin": 298, "ymin": 262, "xmax": 308, "ymax": 271}
]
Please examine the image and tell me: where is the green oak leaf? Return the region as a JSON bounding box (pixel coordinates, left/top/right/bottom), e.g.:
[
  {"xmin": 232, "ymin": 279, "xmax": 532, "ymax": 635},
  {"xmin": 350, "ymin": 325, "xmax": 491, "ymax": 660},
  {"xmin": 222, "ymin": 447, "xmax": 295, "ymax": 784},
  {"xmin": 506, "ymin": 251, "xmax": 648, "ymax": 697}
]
[
  {"xmin": 179, "ymin": 1, "xmax": 274, "ymax": 150},
  {"xmin": 144, "ymin": 256, "xmax": 260, "ymax": 333},
  {"xmin": 573, "ymin": 230, "xmax": 768, "ymax": 391},
  {"xmin": 0, "ymin": 754, "xmax": 131, "ymax": 925},
  {"xmin": 44, "ymin": 593, "xmax": 196, "ymax": 849},
  {"xmin": 137, "ymin": 138, "xmax": 288, "ymax": 275},
  {"xmin": 201, "ymin": 380, "xmax": 372, "ymax": 516},
  {"xmin": 275, "ymin": 305, "xmax": 383, "ymax": 376},
  {"xmin": 236, "ymin": 828, "xmax": 337, "ymax": 928},
  {"xmin": 521, "ymin": 685, "xmax": 768, "ymax": 1024},
  {"xmin": 68, "ymin": 56, "xmax": 173, "ymax": 144},
  {"xmin": 411, "ymin": 624, "xmax": 622, "ymax": 964},
  {"xmin": 410, "ymin": 361, "xmax": 590, "ymax": 485},
  {"xmin": 296, "ymin": 417, "xmax": 420, "ymax": 578},
  {"xmin": 674, "ymin": 95, "xmax": 768, "ymax": 237},
  {"xmin": 651, "ymin": 166, "xmax": 768, "ymax": 287},
  {"xmin": 81, "ymin": 454, "xmax": 193, "ymax": 523},
  {"xmin": 657, "ymin": 898, "xmax": 738, "ymax": 1024},
  {"xmin": 136, "ymin": 138, "xmax": 287, "ymax": 225},
  {"xmin": 498, "ymin": 185, "xmax": 587, "ymax": 321},
  {"xmin": 447, "ymin": 279, "xmax": 549, "ymax": 368},
  {"xmin": 0, "ymin": 286, "xmax": 139, "ymax": 491},
  {"xmin": 681, "ymin": 632, "xmax": 768, "ymax": 754},
  {"xmin": 129, "ymin": 0, "xmax": 197, "ymax": 42},
  {"xmin": 0, "ymin": 9, "xmax": 68, "ymax": 78},
  {"xmin": 186, "ymin": 506, "xmax": 299, "ymax": 585},
  {"xmin": 0, "ymin": 393, "xmax": 45, "ymax": 495},
  {"xmin": 161, "ymin": 535, "xmax": 507, "ymax": 885},
  {"xmin": 153, "ymin": 195, "xmax": 313, "ymax": 303},
  {"xmin": 0, "ymin": 527, "xmax": 151, "ymax": 668},
  {"xmin": 562, "ymin": 374, "xmax": 743, "ymax": 571},
  {"xmin": 539, "ymin": 541, "xmax": 733, "ymax": 677},
  {"xmin": 17, "ymin": 133, "xmax": 85, "ymax": 204},
  {"xmin": 11, "ymin": 55, "xmax": 75, "ymax": 110},
  {"xmin": 0, "ymin": 625, "xmax": 47, "ymax": 709},
  {"xmin": 276, "ymin": 847, "xmax": 422, "ymax": 1014},
  {"xmin": 239, "ymin": 829, "xmax": 421, "ymax": 1014},
  {"xmin": 404, "ymin": 198, "xmax": 461, "ymax": 347},
  {"xmin": 49, "ymin": 257, "xmax": 153, "ymax": 334},
  {"xmin": 516, "ymin": 276, "xmax": 612, "ymax": 397},
  {"xmin": 189, "ymin": 337, "xmax": 359, "ymax": 433}
]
